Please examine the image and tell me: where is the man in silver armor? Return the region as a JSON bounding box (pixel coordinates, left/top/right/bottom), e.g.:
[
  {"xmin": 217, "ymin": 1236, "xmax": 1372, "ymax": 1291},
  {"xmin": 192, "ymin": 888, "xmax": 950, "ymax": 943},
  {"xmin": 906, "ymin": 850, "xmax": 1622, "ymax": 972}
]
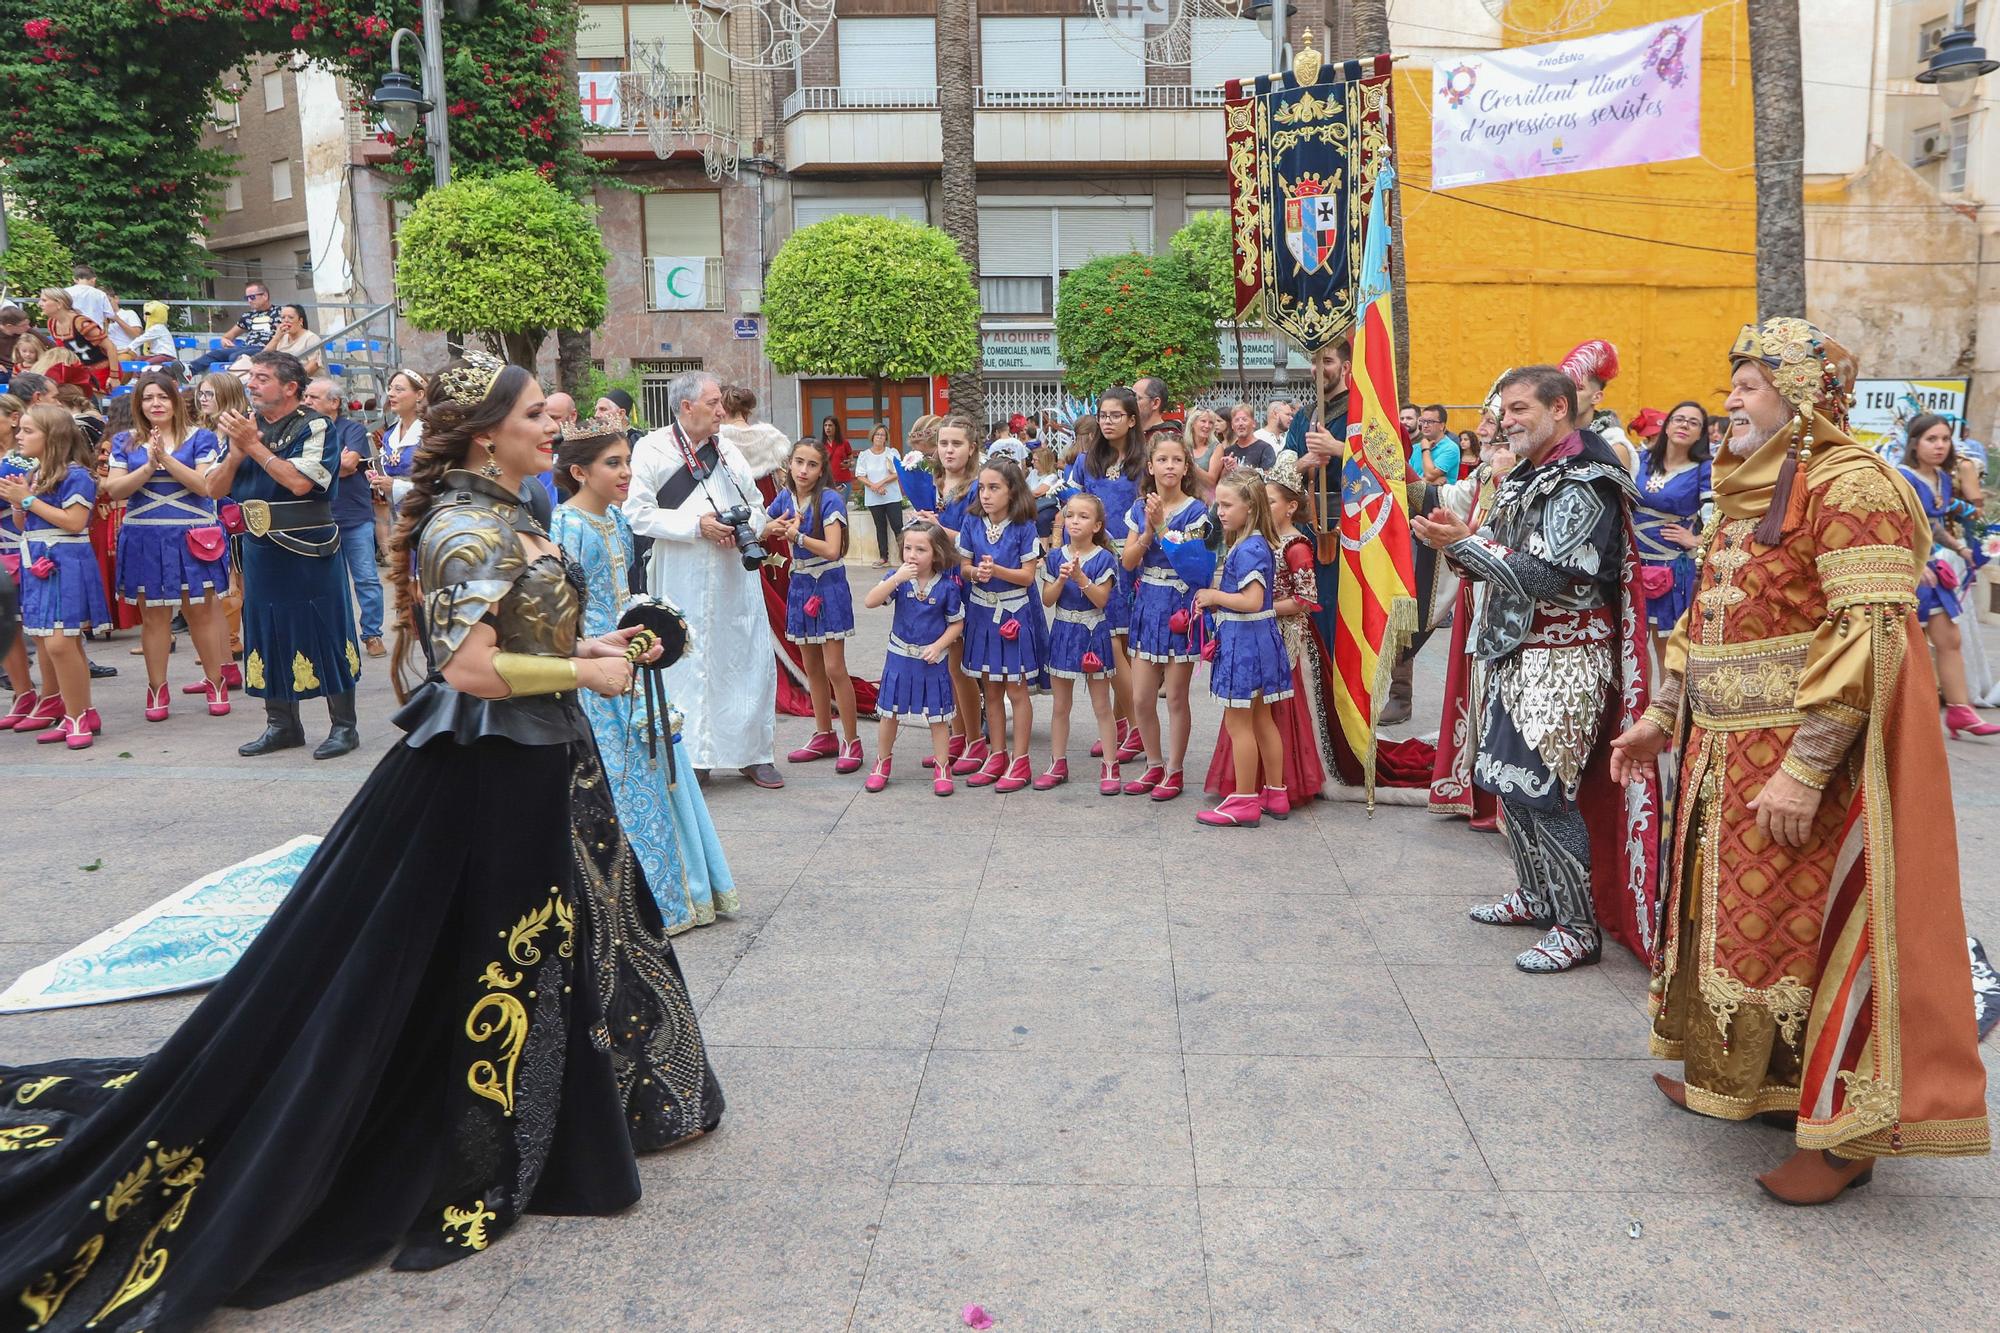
[{"xmin": 1413, "ymin": 365, "xmax": 1640, "ymax": 973}]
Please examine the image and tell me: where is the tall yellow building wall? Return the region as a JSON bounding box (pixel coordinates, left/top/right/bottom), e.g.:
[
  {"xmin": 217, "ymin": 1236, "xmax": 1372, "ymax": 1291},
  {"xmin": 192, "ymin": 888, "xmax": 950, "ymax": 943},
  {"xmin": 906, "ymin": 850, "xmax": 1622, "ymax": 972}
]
[{"xmin": 1393, "ymin": 0, "xmax": 1758, "ymax": 419}]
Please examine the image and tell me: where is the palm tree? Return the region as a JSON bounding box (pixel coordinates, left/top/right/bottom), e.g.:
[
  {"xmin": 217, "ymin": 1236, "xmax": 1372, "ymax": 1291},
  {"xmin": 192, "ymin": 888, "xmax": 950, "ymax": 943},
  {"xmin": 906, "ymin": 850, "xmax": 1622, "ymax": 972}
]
[
  {"xmin": 1348, "ymin": 0, "xmax": 1409, "ymax": 401},
  {"xmin": 1746, "ymin": 0, "xmax": 1805, "ymax": 318},
  {"xmin": 937, "ymin": 0, "xmax": 985, "ymax": 428}
]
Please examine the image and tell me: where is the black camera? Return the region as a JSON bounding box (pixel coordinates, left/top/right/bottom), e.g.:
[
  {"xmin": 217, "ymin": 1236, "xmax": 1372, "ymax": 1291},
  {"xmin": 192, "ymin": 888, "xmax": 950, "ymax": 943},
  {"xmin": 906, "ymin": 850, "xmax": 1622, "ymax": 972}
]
[{"xmin": 716, "ymin": 504, "xmax": 767, "ymax": 570}]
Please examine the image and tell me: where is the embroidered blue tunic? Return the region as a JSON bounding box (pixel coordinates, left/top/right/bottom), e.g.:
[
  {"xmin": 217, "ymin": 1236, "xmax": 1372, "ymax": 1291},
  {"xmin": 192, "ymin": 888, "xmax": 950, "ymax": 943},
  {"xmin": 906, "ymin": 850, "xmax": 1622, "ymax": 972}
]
[
  {"xmin": 1631, "ymin": 455, "xmax": 1710, "ymax": 632},
  {"xmin": 18, "ymin": 464, "xmax": 110, "ymax": 636},
  {"xmin": 1126, "ymin": 494, "xmax": 1209, "ymax": 663},
  {"xmin": 766, "ymin": 487, "xmax": 855, "ymax": 643},
  {"xmin": 1208, "ymin": 534, "xmax": 1293, "ymax": 707},
  {"xmin": 111, "ymin": 428, "xmax": 230, "ymax": 604},
  {"xmin": 876, "ymin": 572, "xmax": 964, "ymax": 721}
]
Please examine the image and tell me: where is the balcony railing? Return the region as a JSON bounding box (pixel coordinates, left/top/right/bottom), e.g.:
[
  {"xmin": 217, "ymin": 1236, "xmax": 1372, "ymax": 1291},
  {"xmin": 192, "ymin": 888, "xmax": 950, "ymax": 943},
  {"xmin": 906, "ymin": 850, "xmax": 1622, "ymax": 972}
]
[
  {"xmin": 780, "ymin": 83, "xmax": 1222, "ymax": 120},
  {"xmin": 585, "ymin": 70, "xmax": 738, "ymax": 139},
  {"xmin": 645, "ymin": 256, "xmax": 726, "ymax": 313}
]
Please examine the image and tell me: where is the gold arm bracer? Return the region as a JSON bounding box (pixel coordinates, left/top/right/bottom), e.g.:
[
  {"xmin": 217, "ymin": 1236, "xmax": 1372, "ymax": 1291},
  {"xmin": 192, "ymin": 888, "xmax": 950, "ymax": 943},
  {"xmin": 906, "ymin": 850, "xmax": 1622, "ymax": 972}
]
[{"xmin": 491, "ymin": 652, "xmax": 579, "ymax": 697}]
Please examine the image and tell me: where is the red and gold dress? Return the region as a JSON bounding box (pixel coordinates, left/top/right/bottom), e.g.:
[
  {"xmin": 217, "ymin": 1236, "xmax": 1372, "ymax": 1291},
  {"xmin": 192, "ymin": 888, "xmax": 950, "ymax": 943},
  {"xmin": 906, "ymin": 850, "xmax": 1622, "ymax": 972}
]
[
  {"xmin": 1205, "ymin": 531, "xmax": 1333, "ymax": 803},
  {"xmin": 1647, "ymin": 413, "xmax": 1988, "ymax": 1158}
]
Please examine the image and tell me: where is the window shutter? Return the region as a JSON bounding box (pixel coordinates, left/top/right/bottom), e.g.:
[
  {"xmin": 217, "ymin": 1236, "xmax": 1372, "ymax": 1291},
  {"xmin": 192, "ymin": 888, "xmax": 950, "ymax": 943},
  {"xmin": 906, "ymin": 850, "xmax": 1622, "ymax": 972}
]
[
  {"xmin": 978, "ymin": 206, "xmax": 1055, "ymax": 277},
  {"xmin": 981, "ymin": 17, "xmax": 1060, "ymax": 93},
  {"xmin": 643, "ymin": 192, "xmax": 724, "ymax": 258},
  {"xmin": 628, "ymin": 4, "xmax": 696, "ymax": 71},
  {"xmin": 1191, "ymin": 17, "xmax": 1269, "ymax": 94},
  {"xmin": 1055, "ymin": 205, "xmax": 1153, "ymax": 268},
  {"xmin": 838, "ymin": 17, "xmax": 937, "ymax": 101},
  {"xmin": 1061, "ymin": 17, "xmax": 1143, "ymax": 92},
  {"xmin": 576, "ymin": 5, "xmax": 625, "ymax": 60}
]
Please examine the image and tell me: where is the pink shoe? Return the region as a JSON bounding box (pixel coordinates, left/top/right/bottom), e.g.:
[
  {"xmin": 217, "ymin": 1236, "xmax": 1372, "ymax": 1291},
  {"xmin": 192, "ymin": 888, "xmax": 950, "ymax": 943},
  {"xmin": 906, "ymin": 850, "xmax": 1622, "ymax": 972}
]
[
  {"xmin": 951, "ymin": 738, "xmax": 991, "ymax": 777},
  {"xmin": 78, "ymin": 707, "xmax": 102, "ymax": 735},
  {"xmin": 925, "ymin": 732, "xmax": 966, "ymax": 772},
  {"xmin": 1033, "ymin": 757, "xmax": 1069, "ymax": 790},
  {"xmin": 966, "ymin": 750, "xmax": 1010, "ymax": 788},
  {"xmin": 1092, "ymin": 717, "xmax": 1128, "ymax": 759},
  {"xmin": 1197, "ymin": 792, "xmax": 1263, "ymax": 827},
  {"xmin": 1115, "ymin": 727, "xmax": 1146, "ymax": 765},
  {"xmin": 1149, "ymin": 770, "xmax": 1185, "ymax": 802},
  {"xmin": 834, "ymin": 737, "xmax": 864, "ymax": 774},
  {"xmin": 37, "ymin": 714, "xmax": 82, "ymax": 745},
  {"xmin": 222, "ymin": 660, "xmax": 243, "ymax": 690},
  {"xmin": 864, "ymin": 758, "xmax": 892, "ymax": 793},
  {"xmin": 933, "ymin": 776, "xmax": 955, "ymax": 797},
  {"xmin": 1123, "ymin": 764, "xmax": 1164, "ymax": 795},
  {"xmin": 1946, "ymin": 705, "xmax": 2000, "ymax": 740},
  {"xmin": 1099, "ymin": 761, "xmax": 1123, "ymax": 796},
  {"xmin": 1260, "ymin": 785, "xmax": 1292, "ymax": 820},
  {"xmin": 206, "ymin": 679, "xmax": 232, "ymax": 716},
  {"xmin": 13, "ymin": 692, "xmax": 63, "ymax": 734},
  {"xmin": 994, "ymin": 754, "xmax": 1033, "ymax": 793},
  {"xmin": 0, "ymin": 690, "xmax": 38, "ymax": 730},
  {"xmin": 145, "ymin": 683, "xmax": 171, "ymax": 722},
  {"xmin": 787, "ymin": 730, "xmax": 839, "ymax": 763},
  {"xmin": 66, "ymin": 719, "xmax": 94, "ymax": 750}
]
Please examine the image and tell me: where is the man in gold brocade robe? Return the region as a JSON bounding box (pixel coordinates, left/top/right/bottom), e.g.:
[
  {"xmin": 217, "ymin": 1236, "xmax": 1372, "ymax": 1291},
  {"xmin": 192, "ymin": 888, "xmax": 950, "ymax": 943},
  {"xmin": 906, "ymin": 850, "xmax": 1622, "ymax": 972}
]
[{"xmin": 1612, "ymin": 319, "xmax": 1989, "ymax": 1204}]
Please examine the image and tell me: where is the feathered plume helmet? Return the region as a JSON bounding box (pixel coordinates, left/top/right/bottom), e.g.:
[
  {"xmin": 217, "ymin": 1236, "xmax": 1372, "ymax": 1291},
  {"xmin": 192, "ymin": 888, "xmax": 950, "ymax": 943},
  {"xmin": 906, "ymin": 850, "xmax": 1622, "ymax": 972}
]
[{"xmin": 1559, "ymin": 339, "xmax": 1620, "ymax": 390}]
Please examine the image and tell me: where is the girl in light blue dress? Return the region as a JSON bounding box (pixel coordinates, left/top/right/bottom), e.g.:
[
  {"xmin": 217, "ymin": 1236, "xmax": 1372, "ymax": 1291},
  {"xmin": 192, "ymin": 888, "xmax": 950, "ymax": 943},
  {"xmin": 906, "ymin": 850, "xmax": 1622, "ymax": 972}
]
[{"xmin": 551, "ymin": 422, "xmax": 737, "ymax": 932}]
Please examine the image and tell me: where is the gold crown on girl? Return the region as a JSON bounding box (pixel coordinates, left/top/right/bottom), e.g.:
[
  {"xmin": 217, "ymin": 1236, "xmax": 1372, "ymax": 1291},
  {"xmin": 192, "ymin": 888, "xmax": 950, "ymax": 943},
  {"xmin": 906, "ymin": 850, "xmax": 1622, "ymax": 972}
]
[
  {"xmin": 1260, "ymin": 450, "xmax": 1307, "ymax": 496},
  {"xmin": 435, "ymin": 351, "xmax": 506, "ymax": 407}
]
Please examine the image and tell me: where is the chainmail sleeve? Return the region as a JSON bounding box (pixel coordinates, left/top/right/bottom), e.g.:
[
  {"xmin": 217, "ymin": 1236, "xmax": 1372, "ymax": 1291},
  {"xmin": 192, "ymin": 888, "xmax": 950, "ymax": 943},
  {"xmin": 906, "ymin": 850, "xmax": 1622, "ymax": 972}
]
[{"xmin": 419, "ymin": 504, "xmax": 526, "ymax": 667}]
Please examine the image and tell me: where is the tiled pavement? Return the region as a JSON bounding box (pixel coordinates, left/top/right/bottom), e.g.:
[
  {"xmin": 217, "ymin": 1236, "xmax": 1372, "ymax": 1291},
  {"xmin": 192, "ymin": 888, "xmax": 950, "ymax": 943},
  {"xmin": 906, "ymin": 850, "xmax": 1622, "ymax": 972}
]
[{"xmin": 5, "ymin": 569, "xmax": 2000, "ymax": 1331}]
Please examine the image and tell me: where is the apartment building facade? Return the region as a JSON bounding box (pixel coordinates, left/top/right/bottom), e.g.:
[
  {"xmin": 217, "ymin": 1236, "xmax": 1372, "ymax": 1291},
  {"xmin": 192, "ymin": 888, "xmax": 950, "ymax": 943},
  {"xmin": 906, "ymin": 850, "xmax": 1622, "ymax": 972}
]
[{"xmin": 198, "ymin": 56, "xmax": 319, "ymax": 310}]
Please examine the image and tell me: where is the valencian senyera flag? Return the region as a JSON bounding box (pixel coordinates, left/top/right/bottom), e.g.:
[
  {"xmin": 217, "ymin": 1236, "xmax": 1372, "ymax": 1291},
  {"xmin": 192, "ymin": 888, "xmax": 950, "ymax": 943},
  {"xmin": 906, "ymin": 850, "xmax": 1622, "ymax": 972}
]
[{"xmin": 1333, "ymin": 162, "xmax": 1418, "ymax": 802}]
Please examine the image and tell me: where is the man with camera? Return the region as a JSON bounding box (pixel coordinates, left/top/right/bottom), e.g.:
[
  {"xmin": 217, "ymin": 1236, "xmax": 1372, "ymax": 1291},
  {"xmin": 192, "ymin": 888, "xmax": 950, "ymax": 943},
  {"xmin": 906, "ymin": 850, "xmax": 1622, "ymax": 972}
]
[{"xmin": 625, "ymin": 368, "xmax": 783, "ymax": 788}]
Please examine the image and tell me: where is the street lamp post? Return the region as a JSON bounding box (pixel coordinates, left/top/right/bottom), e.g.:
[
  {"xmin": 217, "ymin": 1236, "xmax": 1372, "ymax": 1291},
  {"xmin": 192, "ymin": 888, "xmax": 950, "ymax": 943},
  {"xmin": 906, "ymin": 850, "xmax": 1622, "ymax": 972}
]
[
  {"xmin": 371, "ymin": 0, "xmax": 451, "ymax": 189},
  {"xmin": 1916, "ymin": 1, "xmax": 1998, "ymax": 111}
]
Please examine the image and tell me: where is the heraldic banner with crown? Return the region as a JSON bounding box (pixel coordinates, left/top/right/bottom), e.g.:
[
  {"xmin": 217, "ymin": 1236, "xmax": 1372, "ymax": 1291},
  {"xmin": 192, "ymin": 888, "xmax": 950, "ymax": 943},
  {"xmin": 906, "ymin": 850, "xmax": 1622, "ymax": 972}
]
[{"xmin": 1224, "ymin": 50, "xmax": 1397, "ymax": 351}]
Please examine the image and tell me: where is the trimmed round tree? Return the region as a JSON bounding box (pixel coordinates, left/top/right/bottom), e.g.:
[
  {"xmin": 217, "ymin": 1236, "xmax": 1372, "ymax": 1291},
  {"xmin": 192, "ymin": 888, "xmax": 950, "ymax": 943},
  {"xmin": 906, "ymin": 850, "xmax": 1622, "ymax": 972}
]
[
  {"xmin": 0, "ymin": 214, "xmax": 74, "ymax": 297},
  {"xmin": 1054, "ymin": 250, "xmax": 1219, "ymax": 405},
  {"xmin": 763, "ymin": 214, "xmax": 980, "ymax": 425},
  {"xmin": 1170, "ymin": 209, "xmax": 1258, "ymax": 394},
  {"xmin": 394, "ymin": 170, "xmax": 608, "ymax": 369}
]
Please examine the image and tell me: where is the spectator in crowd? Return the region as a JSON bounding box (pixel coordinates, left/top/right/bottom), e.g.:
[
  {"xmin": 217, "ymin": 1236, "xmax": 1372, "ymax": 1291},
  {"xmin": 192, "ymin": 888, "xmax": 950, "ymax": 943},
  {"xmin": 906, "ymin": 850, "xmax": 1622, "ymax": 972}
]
[
  {"xmin": 188, "ymin": 281, "xmax": 279, "ymax": 374},
  {"xmin": 1706, "ymin": 413, "xmax": 1728, "ymax": 450},
  {"xmin": 1218, "ymin": 400, "xmax": 1277, "ymax": 475},
  {"xmin": 195, "ymin": 371, "xmax": 251, "ymax": 667},
  {"xmin": 854, "ymin": 422, "xmax": 905, "ymax": 567},
  {"xmin": 544, "ymin": 391, "xmax": 578, "ymax": 433},
  {"xmin": 204, "ymin": 350, "xmax": 362, "ymax": 760},
  {"xmin": 38, "ymin": 288, "xmax": 120, "ymax": 392},
  {"xmin": 1255, "ymin": 399, "xmax": 1295, "ymax": 451},
  {"xmin": 10, "ymin": 371, "xmax": 52, "ymax": 409},
  {"xmin": 263, "ymin": 304, "xmax": 324, "ymax": 376},
  {"xmin": 817, "ymin": 414, "xmax": 856, "ymax": 501},
  {"xmin": 305, "ymin": 377, "xmax": 385, "ymax": 659},
  {"xmin": 986, "ymin": 415, "xmax": 1029, "ymax": 467},
  {"xmin": 1027, "ymin": 441, "xmax": 1064, "ymax": 538},
  {"xmin": 1185, "ymin": 407, "xmax": 1222, "ymax": 500},
  {"xmin": 0, "ymin": 305, "xmax": 29, "ymax": 384},
  {"xmin": 11, "ymin": 334, "xmax": 48, "ymax": 378},
  {"xmin": 1133, "ymin": 376, "xmax": 1177, "ymax": 439},
  {"xmin": 126, "ymin": 301, "xmax": 179, "ymax": 365},
  {"xmin": 1399, "ymin": 403, "xmax": 1420, "ymax": 439},
  {"xmin": 1412, "ymin": 404, "xmax": 1460, "ymax": 483},
  {"xmin": 64, "ymin": 263, "xmax": 118, "ymax": 329},
  {"xmin": 368, "ymin": 367, "xmax": 424, "ymax": 560}
]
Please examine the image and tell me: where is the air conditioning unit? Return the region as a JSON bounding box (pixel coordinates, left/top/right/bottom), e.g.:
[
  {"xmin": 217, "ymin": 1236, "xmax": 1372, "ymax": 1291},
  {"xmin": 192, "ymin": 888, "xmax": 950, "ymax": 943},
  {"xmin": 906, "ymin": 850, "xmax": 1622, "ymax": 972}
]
[{"xmin": 1915, "ymin": 133, "xmax": 1947, "ymax": 164}]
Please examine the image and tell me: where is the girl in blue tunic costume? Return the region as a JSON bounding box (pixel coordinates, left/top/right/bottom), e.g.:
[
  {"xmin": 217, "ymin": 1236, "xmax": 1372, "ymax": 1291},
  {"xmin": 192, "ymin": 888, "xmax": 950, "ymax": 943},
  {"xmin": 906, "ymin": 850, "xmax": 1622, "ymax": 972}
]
[
  {"xmin": 1900, "ymin": 411, "xmax": 2000, "ymax": 739},
  {"xmin": 0, "ymin": 393, "xmax": 42, "ymax": 730},
  {"xmin": 1632, "ymin": 399, "xmax": 1712, "ymax": 652},
  {"xmin": 0, "ymin": 404, "xmax": 109, "ymax": 748},
  {"xmin": 1120, "ymin": 431, "xmax": 1209, "ymax": 802},
  {"xmin": 102, "ymin": 370, "xmax": 235, "ymax": 724},
  {"xmin": 911, "ymin": 417, "xmax": 986, "ymax": 772},
  {"xmin": 766, "ymin": 438, "xmax": 863, "ymax": 773},
  {"xmin": 1036, "ymin": 492, "xmax": 1121, "ymax": 793},
  {"xmin": 958, "ymin": 458, "xmax": 1043, "ymax": 792},
  {"xmin": 863, "ymin": 518, "xmax": 965, "ymax": 795},
  {"xmin": 1196, "ymin": 470, "xmax": 1294, "ymax": 827},
  {"xmin": 550, "ymin": 421, "xmax": 739, "ymax": 932},
  {"xmin": 1066, "ymin": 392, "xmax": 1147, "ymax": 764}
]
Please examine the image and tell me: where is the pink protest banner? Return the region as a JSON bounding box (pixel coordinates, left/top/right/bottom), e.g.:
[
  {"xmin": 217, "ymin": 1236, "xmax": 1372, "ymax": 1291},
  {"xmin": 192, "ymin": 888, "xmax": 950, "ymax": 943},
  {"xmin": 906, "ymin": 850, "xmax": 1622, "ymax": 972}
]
[{"xmin": 1431, "ymin": 15, "xmax": 1702, "ymax": 191}]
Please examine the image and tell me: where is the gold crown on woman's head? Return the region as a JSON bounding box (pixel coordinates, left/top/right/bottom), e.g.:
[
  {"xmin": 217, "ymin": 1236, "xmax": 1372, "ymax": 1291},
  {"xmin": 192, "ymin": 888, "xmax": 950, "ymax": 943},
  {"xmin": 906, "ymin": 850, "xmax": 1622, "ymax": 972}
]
[{"xmin": 436, "ymin": 351, "xmax": 506, "ymax": 407}]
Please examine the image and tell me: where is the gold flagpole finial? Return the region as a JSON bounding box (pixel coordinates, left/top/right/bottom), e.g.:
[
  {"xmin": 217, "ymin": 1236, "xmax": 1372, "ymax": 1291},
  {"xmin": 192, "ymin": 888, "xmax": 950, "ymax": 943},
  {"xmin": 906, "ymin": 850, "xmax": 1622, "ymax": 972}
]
[{"xmin": 1292, "ymin": 29, "xmax": 1322, "ymax": 84}]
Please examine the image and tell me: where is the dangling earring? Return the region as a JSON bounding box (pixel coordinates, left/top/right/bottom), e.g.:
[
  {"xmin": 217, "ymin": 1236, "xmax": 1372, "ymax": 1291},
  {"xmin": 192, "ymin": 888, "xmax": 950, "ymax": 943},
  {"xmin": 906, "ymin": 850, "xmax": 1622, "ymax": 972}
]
[{"xmin": 479, "ymin": 442, "xmax": 502, "ymax": 479}]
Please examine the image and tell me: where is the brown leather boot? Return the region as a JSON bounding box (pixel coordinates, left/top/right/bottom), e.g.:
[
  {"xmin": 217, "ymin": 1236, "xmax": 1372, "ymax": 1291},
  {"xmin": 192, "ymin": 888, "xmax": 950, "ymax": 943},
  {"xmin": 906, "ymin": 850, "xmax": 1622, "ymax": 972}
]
[
  {"xmin": 1756, "ymin": 1148, "xmax": 1874, "ymax": 1205},
  {"xmin": 1653, "ymin": 1073, "xmax": 1689, "ymax": 1109}
]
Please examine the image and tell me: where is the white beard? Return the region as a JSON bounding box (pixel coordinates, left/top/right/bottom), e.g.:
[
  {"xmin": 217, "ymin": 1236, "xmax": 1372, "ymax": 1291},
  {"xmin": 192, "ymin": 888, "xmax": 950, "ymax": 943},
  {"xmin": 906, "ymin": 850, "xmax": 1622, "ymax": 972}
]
[{"xmin": 1726, "ymin": 420, "xmax": 1781, "ymax": 458}]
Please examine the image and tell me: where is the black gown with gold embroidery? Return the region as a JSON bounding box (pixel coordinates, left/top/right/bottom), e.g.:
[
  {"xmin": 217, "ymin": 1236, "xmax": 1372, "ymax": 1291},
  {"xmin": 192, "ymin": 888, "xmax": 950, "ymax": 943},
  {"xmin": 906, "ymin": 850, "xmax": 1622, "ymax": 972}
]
[{"xmin": 0, "ymin": 472, "xmax": 723, "ymax": 1331}]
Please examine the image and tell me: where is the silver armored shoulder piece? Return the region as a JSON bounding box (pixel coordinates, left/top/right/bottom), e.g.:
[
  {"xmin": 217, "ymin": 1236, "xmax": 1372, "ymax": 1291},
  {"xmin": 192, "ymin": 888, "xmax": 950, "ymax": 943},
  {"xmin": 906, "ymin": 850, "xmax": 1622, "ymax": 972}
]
[{"xmin": 419, "ymin": 502, "xmax": 526, "ymax": 662}]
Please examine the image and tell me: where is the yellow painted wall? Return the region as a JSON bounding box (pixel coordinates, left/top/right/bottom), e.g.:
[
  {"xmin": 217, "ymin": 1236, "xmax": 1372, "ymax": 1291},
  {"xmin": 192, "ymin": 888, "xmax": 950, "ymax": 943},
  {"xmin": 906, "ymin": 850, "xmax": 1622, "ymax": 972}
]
[{"xmin": 1395, "ymin": 0, "xmax": 1757, "ymax": 418}]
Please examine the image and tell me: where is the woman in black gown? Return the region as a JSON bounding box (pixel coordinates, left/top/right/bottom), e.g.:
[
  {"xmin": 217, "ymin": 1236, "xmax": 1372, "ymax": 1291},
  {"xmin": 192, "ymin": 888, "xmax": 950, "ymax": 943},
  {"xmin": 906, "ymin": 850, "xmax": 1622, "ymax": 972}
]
[{"xmin": 0, "ymin": 355, "xmax": 723, "ymax": 1331}]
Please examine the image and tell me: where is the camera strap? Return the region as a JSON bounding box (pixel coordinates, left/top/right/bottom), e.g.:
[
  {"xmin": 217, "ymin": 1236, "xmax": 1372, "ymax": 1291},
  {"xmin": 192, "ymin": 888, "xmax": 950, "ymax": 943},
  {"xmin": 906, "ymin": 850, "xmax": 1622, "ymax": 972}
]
[{"xmin": 654, "ymin": 423, "xmax": 725, "ymax": 512}]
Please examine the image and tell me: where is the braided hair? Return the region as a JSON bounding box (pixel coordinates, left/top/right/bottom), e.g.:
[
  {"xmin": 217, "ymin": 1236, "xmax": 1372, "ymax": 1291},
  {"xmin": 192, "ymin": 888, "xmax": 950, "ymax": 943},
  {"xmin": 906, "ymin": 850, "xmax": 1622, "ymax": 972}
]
[{"xmin": 387, "ymin": 358, "xmax": 535, "ymax": 700}]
